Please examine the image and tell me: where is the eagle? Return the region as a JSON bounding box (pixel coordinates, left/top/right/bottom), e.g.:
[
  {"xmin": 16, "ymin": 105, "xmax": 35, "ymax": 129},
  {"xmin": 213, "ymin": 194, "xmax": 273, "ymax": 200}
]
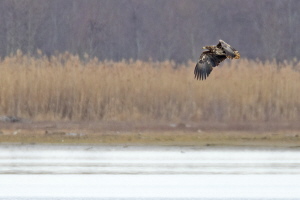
[{"xmin": 194, "ymin": 40, "xmax": 240, "ymax": 80}]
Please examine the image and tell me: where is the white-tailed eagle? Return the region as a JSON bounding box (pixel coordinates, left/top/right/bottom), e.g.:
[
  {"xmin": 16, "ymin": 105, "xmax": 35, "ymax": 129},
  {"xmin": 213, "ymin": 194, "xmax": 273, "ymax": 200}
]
[{"xmin": 194, "ymin": 40, "xmax": 240, "ymax": 80}]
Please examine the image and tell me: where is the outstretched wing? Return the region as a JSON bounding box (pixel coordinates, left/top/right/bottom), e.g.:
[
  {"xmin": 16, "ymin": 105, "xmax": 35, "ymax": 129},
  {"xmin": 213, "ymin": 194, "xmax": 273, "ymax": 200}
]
[
  {"xmin": 218, "ymin": 40, "xmax": 240, "ymax": 59},
  {"xmin": 194, "ymin": 52, "xmax": 226, "ymax": 80}
]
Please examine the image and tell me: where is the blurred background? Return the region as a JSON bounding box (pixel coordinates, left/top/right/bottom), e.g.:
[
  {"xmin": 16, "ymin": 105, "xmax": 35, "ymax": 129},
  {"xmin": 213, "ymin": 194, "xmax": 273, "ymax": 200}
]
[
  {"xmin": 0, "ymin": 0, "xmax": 299, "ymax": 62},
  {"xmin": 0, "ymin": 0, "xmax": 300, "ymax": 128}
]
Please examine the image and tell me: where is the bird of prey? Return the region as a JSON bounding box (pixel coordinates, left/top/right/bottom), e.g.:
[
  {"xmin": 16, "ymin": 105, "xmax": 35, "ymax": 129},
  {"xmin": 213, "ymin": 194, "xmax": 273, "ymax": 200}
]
[{"xmin": 194, "ymin": 40, "xmax": 240, "ymax": 80}]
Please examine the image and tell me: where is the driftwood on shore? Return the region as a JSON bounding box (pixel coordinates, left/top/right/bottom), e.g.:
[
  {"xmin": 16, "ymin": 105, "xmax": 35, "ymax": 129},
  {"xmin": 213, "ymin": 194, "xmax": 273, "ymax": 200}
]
[{"xmin": 0, "ymin": 116, "xmax": 21, "ymax": 123}]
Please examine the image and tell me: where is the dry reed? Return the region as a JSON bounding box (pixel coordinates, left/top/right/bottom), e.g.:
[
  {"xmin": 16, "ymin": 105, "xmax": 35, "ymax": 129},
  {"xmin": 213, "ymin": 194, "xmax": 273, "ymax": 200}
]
[{"xmin": 0, "ymin": 51, "xmax": 300, "ymax": 123}]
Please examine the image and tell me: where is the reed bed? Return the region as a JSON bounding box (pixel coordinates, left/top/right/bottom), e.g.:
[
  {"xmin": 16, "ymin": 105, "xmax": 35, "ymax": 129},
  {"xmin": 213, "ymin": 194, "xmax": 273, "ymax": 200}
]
[{"xmin": 0, "ymin": 51, "xmax": 300, "ymax": 123}]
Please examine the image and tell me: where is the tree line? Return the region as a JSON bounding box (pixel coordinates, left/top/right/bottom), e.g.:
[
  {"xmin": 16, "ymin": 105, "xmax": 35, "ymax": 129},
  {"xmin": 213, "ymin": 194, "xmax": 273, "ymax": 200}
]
[{"xmin": 0, "ymin": 0, "xmax": 299, "ymax": 62}]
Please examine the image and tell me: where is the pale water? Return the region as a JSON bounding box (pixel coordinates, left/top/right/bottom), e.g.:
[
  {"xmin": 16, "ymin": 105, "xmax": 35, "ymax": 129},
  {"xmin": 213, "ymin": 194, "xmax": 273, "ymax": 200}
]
[{"xmin": 0, "ymin": 145, "xmax": 299, "ymax": 200}]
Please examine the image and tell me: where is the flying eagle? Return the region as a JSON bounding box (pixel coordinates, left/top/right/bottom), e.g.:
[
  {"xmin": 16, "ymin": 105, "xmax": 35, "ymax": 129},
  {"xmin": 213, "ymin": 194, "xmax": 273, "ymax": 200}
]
[{"xmin": 194, "ymin": 40, "xmax": 240, "ymax": 80}]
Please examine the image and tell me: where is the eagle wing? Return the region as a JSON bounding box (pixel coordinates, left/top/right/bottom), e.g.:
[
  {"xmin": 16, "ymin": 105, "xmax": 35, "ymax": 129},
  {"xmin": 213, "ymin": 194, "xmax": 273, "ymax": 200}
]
[
  {"xmin": 218, "ymin": 40, "xmax": 240, "ymax": 59},
  {"xmin": 194, "ymin": 52, "xmax": 226, "ymax": 80}
]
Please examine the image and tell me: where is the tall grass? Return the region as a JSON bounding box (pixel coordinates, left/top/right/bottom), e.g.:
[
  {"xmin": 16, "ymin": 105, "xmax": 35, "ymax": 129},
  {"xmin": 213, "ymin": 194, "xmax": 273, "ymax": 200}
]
[{"xmin": 0, "ymin": 51, "xmax": 300, "ymax": 122}]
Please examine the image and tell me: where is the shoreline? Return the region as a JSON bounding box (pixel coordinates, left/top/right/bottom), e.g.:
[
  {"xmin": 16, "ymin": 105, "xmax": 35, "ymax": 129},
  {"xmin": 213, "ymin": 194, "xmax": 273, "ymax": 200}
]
[
  {"xmin": 1, "ymin": 121, "xmax": 300, "ymax": 148},
  {"xmin": 1, "ymin": 143, "xmax": 299, "ymax": 152}
]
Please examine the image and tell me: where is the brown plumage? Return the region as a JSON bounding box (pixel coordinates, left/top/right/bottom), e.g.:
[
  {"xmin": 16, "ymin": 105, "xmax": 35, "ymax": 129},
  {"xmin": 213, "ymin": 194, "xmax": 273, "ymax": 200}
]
[{"xmin": 194, "ymin": 40, "xmax": 240, "ymax": 80}]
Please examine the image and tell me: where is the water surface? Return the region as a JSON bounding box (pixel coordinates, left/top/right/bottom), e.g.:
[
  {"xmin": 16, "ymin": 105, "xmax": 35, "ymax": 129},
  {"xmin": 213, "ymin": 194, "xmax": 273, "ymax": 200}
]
[
  {"xmin": 0, "ymin": 145, "xmax": 299, "ymax": 199},
  {"xmin": 1, "ymin": 145, "xmax": 300, "ymax": 174}
]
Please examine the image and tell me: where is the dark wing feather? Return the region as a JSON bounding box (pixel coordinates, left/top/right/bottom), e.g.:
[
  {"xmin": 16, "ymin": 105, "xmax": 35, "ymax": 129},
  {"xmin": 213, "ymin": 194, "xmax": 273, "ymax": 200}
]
[{"xmin": 194, "ymin": 52, "xmax": 226, "ymax": 80}]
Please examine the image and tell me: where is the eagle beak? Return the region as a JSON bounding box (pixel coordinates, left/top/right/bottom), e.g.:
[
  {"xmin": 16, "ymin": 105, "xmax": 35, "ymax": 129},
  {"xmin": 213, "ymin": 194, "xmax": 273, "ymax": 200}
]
[{"xmin": 202, "ymin": 47, "xmax": 206, "ymax": 49}]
